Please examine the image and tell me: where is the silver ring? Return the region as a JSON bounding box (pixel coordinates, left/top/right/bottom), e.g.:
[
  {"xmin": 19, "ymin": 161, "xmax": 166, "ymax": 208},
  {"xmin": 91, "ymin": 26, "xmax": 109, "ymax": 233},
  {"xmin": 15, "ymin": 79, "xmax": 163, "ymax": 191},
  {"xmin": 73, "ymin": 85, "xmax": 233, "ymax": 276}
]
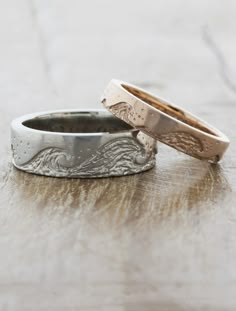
[{"xmin": 11, "ymin": 110, "xmax": 157, "ymax": 178}]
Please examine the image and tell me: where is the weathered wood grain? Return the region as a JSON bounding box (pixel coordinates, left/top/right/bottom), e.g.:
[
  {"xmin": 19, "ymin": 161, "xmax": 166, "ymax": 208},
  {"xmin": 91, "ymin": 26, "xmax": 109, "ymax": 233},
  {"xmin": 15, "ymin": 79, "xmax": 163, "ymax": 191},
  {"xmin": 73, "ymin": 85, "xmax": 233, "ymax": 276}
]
[{"xmin": 0, "ymin": 0, "xmax": 236, "ymax": 310}]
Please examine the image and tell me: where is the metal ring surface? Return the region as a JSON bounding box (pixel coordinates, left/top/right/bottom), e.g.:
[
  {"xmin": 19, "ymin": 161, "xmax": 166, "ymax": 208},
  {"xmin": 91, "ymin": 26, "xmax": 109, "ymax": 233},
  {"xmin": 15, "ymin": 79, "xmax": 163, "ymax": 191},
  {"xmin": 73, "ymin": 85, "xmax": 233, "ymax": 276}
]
[
  {"xmin": 11, "ymin": 110, "xmax": 157, "ymax": 178},
  {"xmin": 102, "ymin": 80, "xmax": 230, "ymax": 163}
]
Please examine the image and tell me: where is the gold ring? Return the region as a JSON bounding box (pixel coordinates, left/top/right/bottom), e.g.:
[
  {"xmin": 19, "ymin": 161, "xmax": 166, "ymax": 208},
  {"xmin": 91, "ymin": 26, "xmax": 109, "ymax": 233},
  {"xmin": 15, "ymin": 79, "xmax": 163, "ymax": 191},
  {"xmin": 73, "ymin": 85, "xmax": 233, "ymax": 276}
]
[{"xmin": 102, "ymin": 79, "xmax": 230, "ymax": 163}]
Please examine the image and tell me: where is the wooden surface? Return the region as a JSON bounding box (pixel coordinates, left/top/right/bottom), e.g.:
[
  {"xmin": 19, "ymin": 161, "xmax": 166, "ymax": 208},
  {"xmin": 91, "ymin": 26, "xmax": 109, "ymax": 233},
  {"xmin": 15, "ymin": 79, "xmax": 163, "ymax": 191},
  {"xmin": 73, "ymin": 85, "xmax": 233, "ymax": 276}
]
[{"xmin": 0, "ymin": 0, "xmax": 236, "ymax": 310}]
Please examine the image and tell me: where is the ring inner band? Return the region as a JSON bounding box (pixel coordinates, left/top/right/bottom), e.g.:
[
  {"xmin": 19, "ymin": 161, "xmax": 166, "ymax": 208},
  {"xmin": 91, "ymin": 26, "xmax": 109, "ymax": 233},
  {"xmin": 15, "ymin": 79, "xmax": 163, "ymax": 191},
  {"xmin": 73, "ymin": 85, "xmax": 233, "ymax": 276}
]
[
  {"xmin": 122, "ymin": 84, "xmax": 218, "ymax": 137},
  {"xmin": 23, "ymin": 111, "xmax": 132, "ymax": 134}
]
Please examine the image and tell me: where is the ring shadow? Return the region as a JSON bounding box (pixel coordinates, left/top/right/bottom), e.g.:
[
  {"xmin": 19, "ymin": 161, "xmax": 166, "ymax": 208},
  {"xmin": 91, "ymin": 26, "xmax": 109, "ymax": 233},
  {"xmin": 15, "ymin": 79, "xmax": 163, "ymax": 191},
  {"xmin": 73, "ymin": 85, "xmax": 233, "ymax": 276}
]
[{"xmin": 8, "ymin": 156, "xmax": 231, "ymax": 230}]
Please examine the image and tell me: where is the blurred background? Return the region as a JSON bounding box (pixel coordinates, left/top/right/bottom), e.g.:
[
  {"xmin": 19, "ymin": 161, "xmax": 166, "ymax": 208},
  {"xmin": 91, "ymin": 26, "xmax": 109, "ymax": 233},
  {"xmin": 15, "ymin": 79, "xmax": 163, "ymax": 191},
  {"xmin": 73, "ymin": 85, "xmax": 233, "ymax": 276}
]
[
  {"xmin": 0, "ymin": 1, "xmax": 236, "ymax": 310},
  {"xmin": 1, "ymin": 0, "xmax": 236, "ymax": 116}
]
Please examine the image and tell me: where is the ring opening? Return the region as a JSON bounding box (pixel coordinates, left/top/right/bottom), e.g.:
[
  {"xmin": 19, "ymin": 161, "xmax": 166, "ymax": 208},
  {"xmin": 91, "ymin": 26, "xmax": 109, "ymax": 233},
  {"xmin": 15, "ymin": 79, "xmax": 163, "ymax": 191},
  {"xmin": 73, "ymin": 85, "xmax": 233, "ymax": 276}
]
[
  {"xmin": 23, "ymin": 111, "xmax": 132, "ymax": 133},
  {"xmin": 122, "ymin": 84, "xmax": 218, "ymax": 137}
]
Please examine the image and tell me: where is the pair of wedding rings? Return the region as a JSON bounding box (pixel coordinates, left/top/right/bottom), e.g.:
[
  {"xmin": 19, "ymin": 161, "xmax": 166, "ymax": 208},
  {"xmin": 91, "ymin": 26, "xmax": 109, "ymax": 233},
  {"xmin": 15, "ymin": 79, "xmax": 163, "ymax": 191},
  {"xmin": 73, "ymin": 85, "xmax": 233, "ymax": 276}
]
[{"xmin": 11, "ymin": 80, "xmax": 230, "ymax": 178}]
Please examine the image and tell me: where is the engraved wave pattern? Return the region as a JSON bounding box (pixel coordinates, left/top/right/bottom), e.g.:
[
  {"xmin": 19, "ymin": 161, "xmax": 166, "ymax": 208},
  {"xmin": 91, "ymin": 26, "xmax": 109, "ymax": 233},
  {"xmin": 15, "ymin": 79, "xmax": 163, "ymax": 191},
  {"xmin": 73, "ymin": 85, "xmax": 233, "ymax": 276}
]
[
  {"xmin": 19, "ymin": 137, "xmax": 155, "ymax": 177},
  {"xmin": 109, "ymin": 102, "xmax": 203, "ymax": 157},
  {"xmin": 159, "ymin": 131, "xmax": 203, "ymax": 156},
  {"xmin": 109, "ymin": 102, "xmax": 135, "ymax": 125}
]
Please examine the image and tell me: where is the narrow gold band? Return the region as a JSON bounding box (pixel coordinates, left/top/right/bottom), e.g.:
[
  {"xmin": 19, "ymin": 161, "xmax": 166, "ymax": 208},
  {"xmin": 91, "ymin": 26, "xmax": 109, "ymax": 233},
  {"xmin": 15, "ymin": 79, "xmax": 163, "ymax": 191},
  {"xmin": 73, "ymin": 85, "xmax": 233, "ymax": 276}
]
[{"xmin": 102, "ymin": 80, "xmax": 230, "ymax": 162}]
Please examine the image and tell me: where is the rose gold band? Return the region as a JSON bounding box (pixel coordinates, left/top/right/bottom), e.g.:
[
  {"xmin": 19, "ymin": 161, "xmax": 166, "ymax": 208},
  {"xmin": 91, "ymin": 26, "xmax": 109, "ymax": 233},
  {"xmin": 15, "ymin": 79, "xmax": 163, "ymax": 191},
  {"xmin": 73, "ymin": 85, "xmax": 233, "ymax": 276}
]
[{"xmin": 101, "ymin": 79, "xmax": 230, "ymax": 163}]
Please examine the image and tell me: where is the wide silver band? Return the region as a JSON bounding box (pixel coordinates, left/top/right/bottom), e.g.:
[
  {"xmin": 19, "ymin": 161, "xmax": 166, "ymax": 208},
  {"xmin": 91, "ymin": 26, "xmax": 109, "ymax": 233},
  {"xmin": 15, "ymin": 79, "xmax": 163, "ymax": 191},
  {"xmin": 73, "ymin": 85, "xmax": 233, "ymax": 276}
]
[
  {"xmin": 102, "ymin": 80, "xmax": 230, "ymax": 163},
  {"xmin": 11, "ymin": 110, "xmax": 157, "ymax": 178}
]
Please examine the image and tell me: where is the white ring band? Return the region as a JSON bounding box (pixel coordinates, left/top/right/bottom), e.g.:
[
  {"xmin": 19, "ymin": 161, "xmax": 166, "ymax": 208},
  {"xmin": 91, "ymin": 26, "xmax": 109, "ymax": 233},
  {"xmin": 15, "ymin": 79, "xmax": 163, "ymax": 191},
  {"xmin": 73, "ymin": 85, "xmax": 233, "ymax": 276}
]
[{"xmin": 11, "ymin": 110, "xmax": 157, "ymax": 178}]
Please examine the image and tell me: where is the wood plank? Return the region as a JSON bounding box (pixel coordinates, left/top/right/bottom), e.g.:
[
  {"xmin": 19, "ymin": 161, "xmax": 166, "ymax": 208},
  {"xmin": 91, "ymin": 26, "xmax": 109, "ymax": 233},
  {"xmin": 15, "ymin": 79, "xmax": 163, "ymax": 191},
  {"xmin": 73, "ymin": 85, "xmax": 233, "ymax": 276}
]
[{"xmin": 0, "ymin": 0, "xmax": 235, "ymax": 310}]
